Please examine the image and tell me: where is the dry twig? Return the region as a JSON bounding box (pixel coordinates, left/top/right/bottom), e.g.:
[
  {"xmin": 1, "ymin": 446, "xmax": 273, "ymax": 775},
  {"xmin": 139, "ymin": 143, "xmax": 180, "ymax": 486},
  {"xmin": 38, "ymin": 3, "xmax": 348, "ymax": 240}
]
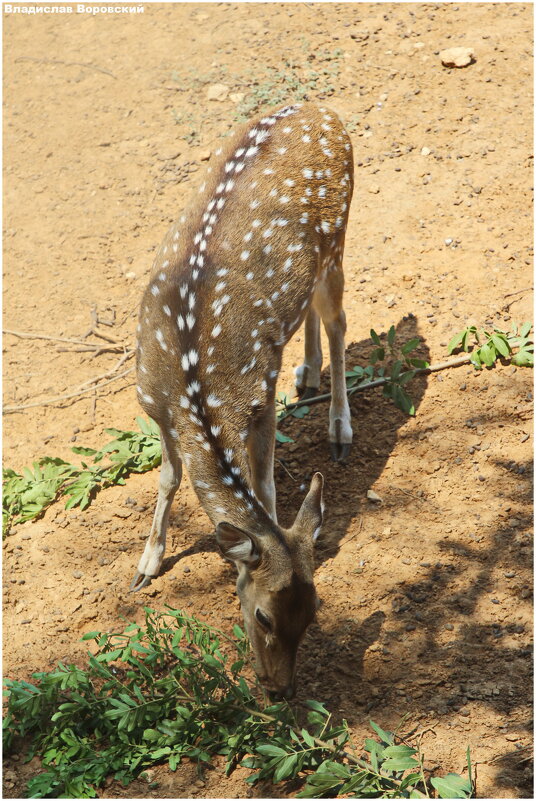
[{"xmin": 3, "ymin": 367, "xmax": 134, "ymax": 414}]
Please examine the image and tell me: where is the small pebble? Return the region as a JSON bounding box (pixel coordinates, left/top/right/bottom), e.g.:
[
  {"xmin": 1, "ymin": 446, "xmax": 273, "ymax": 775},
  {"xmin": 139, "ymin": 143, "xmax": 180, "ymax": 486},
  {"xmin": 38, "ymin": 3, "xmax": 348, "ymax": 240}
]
[
  {"xmin": 491, "ymin": 599, "xmax": 500, "ymax": 604},
  {"xmin": 445, "ymin": 623, "xmax": 454, "ymax": 631},
  {"xmin": 73, "ymin": 571, "xmax": 83, "ymax": 579},
  {"xmin": 367, "ymin": 489, "xmax": 383, "ymax": 503},
  {"xmin": 405, "ymin": 623, "xmax": 416, "ymax": 631},
  {"xmin": 183, "ymin": 566, "xmax": 191, "ymax": 573},
  {"xmin": 459, "ymin": 383, "xmax": 466, "ymax": 391},
  {"xmin": 504, "ymin": 571, "xmax": 516, "ymax": 578}
]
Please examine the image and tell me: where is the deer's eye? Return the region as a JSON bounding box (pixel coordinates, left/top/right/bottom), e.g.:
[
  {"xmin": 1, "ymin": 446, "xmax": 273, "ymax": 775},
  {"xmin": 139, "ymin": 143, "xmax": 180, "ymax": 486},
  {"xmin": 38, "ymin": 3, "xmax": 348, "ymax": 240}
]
[{"xmin": 255, "ymin": 608, "xmax": 272, "ymax": 632}]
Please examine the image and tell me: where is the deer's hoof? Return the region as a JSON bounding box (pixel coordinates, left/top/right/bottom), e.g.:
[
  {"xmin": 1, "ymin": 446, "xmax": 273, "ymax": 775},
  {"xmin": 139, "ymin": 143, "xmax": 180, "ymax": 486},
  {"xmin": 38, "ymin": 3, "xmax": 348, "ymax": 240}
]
[
  {"xmin": 330, "ymin": 441, "xmax": 352, "ymax": 462},
  {"xmin": 129, "ymin": 571, "xmax": 154, "ymax": 592},
  {"xmin": 298, "ymin": 386, "xmax": 319, "ymax": 401}
]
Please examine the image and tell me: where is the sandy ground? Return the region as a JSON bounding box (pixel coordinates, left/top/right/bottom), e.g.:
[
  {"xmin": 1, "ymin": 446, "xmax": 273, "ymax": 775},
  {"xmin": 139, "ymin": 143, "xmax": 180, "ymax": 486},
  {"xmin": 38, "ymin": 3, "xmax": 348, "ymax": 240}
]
[{"xmin": 3, "ymin": 2, "xmax": 533, "ymax": 798}]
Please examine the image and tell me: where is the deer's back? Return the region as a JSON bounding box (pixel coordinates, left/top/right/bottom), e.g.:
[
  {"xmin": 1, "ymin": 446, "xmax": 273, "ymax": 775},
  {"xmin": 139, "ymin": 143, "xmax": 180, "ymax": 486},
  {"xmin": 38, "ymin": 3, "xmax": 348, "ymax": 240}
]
[{"xmin": 137, "ymin": 103, "xmax": 353, "ymax": 434}]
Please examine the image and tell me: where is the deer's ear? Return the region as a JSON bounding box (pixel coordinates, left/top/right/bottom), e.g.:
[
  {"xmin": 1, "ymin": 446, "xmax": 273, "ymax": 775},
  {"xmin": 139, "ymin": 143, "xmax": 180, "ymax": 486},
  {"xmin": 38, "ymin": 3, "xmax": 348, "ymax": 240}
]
[
  {"xmin": 216, "ymin": 522, "xmax": 261, "ymax": 565},
  {"xmin": 292, "ymin": 472, "xmax": 324, "ymax": 542}
]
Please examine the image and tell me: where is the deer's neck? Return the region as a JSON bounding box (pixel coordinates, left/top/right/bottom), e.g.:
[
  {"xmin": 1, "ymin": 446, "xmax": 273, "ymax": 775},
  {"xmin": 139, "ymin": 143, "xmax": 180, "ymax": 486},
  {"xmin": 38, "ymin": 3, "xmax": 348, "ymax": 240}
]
[{"xmin": 179, "ymin": 422, "xmax": 273, "ymax": 534}]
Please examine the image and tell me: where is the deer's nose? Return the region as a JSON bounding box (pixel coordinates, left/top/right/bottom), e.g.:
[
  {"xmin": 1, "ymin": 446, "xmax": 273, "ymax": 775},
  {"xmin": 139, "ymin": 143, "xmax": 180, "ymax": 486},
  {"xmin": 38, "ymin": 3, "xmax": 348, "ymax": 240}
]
[{"xmin": 268, "ymin": 685, "xmax": 295, "ymax": 702}]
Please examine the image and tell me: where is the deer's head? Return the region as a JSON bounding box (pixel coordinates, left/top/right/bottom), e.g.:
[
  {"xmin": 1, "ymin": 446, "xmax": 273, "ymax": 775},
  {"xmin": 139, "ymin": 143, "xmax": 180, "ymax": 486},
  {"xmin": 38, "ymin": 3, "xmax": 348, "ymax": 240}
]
[{"xmin": 216, "ymin": 473, "xmax": 323, "ymax": 699}]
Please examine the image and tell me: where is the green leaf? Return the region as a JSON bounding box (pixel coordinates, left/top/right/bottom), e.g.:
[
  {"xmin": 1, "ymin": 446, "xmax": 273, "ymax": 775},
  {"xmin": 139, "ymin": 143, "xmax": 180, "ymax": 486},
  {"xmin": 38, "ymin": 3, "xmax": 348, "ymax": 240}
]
[
  {"xmin": 410, "ymin": 358, "xmax": 430, "ymax": 369},
  {"xmin": 301, "ymin": 729, "xmax": 316, "ymax": 748},
  {"xmin": 478, "ymin": 342, "xmax": 496, "ymax": 367},
  {"xmin": 470, "ymin": 350, "xmax": 482, "ymax": 369},
  {"xmin": 512, "ymin": 348, "xmax": 534, "ymax": 367},
  {"xmin": 520, "ymin": 321, "xmax": 532, "ymax": 338},
  {"xmin": 393, "ymin": 385, "xmax": 415, "ymax": 416},
  {"xmin": 369, "ymin": 720, "xmax": 394, "ymax": 745},
  {"xmin": 382, "ymin": 756, "xmax": 420, "ymax": 771},
  {"xmin": 371, "ymin": 328, "xmax": 381, "ymax": 346},
  {"xmin": 466, "ymin": 746, "xmax": 473, "ymax": 791},
  {"xmin": 232, "ymin": 624, "xmax": 246, "ymax": 640},
  {"xmin": 273, "ymin": 753, "xmax": 299, "ymax": 782},
  {"xmin": 398, "ymin": 369, "xmax": 417, "ymax": 385},
  {"xmin": 401, "ymin": 337, "xmax": 421, "ymax": 355},
  {"xmin": 275, "ymin": 430, "xmax": 294, "ymax": 444},
  {"xmin": 369, "ymin": 347, "xmax": 385, "ymax": 364},
  {"xmin": 390, "ymin": 360, "xmax": 404, "ymax": 380},
  {"xmin": 369, "ymin": 720, "xmax": 394, "ymax": 744},
  {"xmin": 305, "ymin": 699, "xmax": 329, "ymax": 715},
  {"xmin": 387, "ymin": 325, "xmax": 396, "ymax": 347},
  {"xmin": 447, "ymin": 330, "xmax": 466, "ymax": 354},
  {"xmin": 80, "ymin": 631, "xmax": 100, "ymax": 642},
  {"xmin": 142, "ymin": 728, "xmax": 160, "ymax": 741},
  {"xmin": 490, "ymin": 333, "xmax": 511, "ymax": 358},
  {"xmin": 256, "ymin": 744, "xmax": 288, "ymax": 757},
  {"xmin": 399, "ymin": 771, "xmax": 424, "ymax": 790},
  {"xmin": 383, "ymin": 744, "xmax": 418, "ymax": 757},
  {"xmin": 291, "ymin": 405, "xmax": 310, "ymax": 419},
  {"xmin": 71, "ymin": 446, "xmax": 98, "ymax": 457},
  {"xmin": 430, "ymin": 772, "xmax": 472, "ymax": 798}
]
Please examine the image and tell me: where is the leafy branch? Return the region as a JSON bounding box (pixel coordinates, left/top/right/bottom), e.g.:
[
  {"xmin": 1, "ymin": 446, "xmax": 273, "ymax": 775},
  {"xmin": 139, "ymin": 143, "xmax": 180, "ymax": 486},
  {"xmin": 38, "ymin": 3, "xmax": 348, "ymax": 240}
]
[
  {"xmin": 3, "ymin": 608, "xmax": 473, "ymax": 799},
  {"xmin": 277, "ymin": 321, "xmax": 534, "ymax": 441},
  {"xmin": 447, "ymin": 321, "xmax": 533, "ymax": 368},
  {"xmin": 2, "ymin": 418, "xmax": 161, "ymax": 535}
]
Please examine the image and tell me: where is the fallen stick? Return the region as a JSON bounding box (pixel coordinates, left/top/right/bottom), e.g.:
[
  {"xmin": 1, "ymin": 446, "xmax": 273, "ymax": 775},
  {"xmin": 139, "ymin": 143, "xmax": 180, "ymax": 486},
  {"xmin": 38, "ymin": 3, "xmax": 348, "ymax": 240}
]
[
  {"xmin": 3, "ymin": 367, "xmax": 134, "ymax": 414},
  {"xmin": 281, "ymin": 353, "xmax": 474, "ymax": 414}
]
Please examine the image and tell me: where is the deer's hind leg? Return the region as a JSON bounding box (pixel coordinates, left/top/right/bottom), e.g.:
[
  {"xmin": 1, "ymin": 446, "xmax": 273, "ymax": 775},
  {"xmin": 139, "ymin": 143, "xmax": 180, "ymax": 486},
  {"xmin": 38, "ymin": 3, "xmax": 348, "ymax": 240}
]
[
  {"xmin": 294, "ymin": 308, "xmax": 323, "ymax": 401},
  {"xmin": 313, "ymin": 240, "xmax": 353, "ymax": 462},
  {"xmin": 130, "ymin": 427, "xmax": 182, "ymax": 591}
]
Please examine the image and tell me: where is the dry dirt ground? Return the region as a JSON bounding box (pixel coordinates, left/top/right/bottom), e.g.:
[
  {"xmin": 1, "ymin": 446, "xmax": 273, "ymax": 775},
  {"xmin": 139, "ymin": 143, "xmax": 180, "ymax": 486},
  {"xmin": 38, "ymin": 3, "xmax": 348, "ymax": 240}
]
[{"xmin": 3, "ymin": 2, "xmax": 533, "ymax": 798}]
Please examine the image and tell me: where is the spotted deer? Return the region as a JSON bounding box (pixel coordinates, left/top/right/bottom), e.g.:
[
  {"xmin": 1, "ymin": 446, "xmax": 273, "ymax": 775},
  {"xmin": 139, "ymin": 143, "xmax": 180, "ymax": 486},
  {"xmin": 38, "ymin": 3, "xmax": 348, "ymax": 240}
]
[{"xmin": 134, "ymin": 103, "xmax": 354, "ymax": 698}]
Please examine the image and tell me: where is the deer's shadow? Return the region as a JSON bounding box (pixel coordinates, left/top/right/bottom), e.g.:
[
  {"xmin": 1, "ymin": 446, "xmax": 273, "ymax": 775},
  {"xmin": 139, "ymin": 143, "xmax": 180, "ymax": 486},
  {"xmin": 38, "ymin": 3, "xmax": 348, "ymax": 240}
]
[{"xmin": 275, "ymin": 313, "xmax": 430, "ymax": 561}]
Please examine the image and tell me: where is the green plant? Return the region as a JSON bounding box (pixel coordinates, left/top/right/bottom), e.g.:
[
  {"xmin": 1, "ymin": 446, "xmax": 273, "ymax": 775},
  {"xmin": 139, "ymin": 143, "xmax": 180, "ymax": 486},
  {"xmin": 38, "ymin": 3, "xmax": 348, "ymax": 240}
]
[
  {"xmin": 276, "ymin": 319, "xmax": 534, "ymax": 442},
  {"xmin": 448, "ymin": 321, "xmax": 533, "ymax": 368},
  {"xmin": 2, "ymin": 418, "xmax": 161, "ymax": 535},
  {"xmin": 275, "ymin": 391, "xmax": 310, "ymax": 443},
  {"xmin": 172, "ymin": 110, "xmax": 201, "ymax": 145},
  {"xmin": 276, "ymin": 327, "xmax": 428, "ymax": 444},
  {"xmin": 3, "ymin": 608, "xmax": 473, "ymax": 799},
  {"xmin": 234, "ymin": 55, "xmax": 342, "ymax": 122},
  {"xmin": 348, "ymin": 326, "xmax": 429, "ymax": 416}
]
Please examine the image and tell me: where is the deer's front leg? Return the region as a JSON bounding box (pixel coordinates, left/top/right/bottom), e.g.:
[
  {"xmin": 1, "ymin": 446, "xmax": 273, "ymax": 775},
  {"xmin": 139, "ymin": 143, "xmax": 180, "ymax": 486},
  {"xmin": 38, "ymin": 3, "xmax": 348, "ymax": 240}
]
[
  {"xmin": 247, "ymin": 405, "xmax": 277, "ymax": 522},
  {"xmin": 130, "ymin": 429, "xmax": 182, "ymax": 591}
]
